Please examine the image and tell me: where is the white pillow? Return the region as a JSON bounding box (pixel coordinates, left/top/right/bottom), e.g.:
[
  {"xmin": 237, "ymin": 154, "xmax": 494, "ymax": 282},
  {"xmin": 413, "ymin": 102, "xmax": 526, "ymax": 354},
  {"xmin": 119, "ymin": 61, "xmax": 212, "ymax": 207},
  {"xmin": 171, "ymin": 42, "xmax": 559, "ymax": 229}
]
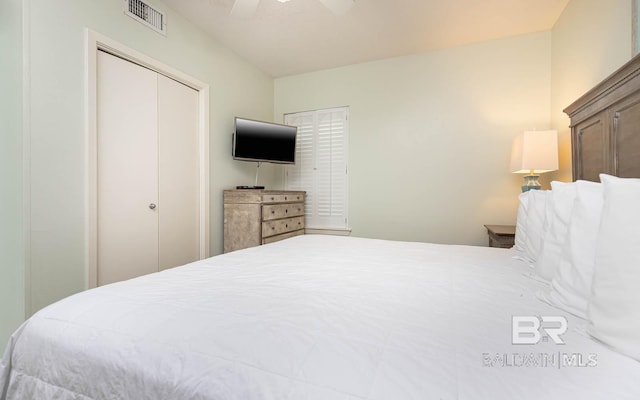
[
  {"xmin": 546, "ymin": 180, "xmax": 602, "ymax": 318},
  {"xmin": 588, "ymin": 174, "xmax": 640, "ymax": 361},
  {"xmin": 534, "ymin": 182, "xmax": 577, "ymax": 282},
  {"xmin": 523, "ymin": 189, "xmax": 550, "ymax": 265},
  {"xmin": 513, "ymin": 191, "xmax": 530, "ymax": 256}
]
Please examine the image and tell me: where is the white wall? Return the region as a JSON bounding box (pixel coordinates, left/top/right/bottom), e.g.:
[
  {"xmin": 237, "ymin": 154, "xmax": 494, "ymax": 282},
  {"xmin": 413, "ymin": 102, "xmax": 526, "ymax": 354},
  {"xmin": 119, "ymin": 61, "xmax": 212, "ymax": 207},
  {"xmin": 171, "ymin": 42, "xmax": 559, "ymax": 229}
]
[
  {"xmin": 275, "ymin": 32, "xmax": 552, "ymax": 245},
  {"xmin": 550, "ymin": 0, "xmax": 632, "ymax": 182},
  {"xmin": 24, "ymin": 0, "xmax": 275, "ymax": 316},
  {"xmin": 0, "ymin": 0, "xmax": 25, "ymax": 350}
]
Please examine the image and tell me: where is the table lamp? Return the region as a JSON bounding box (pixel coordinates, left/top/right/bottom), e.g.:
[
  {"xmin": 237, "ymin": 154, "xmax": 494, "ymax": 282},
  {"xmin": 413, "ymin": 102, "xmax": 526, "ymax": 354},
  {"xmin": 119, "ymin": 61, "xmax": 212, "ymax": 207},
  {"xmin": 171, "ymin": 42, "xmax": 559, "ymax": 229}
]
[{"xmin": 510, "ymin": 130, "xmax": 559, "ymax": 192}]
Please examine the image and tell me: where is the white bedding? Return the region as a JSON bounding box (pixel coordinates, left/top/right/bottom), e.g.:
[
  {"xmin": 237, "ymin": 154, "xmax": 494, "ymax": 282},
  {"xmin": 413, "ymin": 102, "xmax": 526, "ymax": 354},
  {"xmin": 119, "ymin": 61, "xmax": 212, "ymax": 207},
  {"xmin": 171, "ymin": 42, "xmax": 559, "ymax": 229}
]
[{"xmin": 1, "ymin": 235, "xmax": 639, "ymax": 399}]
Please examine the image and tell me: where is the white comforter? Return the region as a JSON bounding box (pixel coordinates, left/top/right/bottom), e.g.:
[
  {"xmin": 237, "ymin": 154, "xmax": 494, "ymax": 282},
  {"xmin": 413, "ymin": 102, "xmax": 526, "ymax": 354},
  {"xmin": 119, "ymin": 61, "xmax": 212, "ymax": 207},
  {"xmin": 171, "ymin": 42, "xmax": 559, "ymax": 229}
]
[{"xmin": 1, "ymin": 235, "xmax": 639, "ymax": 399}]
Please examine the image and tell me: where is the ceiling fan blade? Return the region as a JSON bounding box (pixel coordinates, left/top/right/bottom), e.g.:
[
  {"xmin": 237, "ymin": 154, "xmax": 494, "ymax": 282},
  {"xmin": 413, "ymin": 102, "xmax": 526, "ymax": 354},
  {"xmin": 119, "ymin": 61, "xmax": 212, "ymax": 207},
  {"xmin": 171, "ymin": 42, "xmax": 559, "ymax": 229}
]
[
  {"xmin": 230, "ymin": 0, "xmax": 260, "ymax": 17},
  {"xmin": 318, "ymin": 0, "xmax": 355, "ymax": 15}
]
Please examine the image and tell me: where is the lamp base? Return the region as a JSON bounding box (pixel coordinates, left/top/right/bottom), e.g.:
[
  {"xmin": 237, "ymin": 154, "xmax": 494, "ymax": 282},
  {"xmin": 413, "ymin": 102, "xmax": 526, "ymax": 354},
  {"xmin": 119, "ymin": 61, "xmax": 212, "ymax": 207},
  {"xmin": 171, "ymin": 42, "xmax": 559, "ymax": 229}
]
[{"xmin": 522, "ymin": 175, "xmax": 541, "ymax": 192}]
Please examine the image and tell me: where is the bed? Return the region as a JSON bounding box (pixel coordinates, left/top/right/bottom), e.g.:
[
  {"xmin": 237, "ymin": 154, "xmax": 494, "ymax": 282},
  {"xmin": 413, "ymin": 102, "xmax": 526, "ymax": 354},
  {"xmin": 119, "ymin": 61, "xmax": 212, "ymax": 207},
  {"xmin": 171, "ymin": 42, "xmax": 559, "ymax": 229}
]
[
  {"xmin": 3, "ymin": 55, "xmax": 640, "ymax": 400},
  {"xmin": 1, "ymin": 235, "xmax": 639, "ymax": 400}
]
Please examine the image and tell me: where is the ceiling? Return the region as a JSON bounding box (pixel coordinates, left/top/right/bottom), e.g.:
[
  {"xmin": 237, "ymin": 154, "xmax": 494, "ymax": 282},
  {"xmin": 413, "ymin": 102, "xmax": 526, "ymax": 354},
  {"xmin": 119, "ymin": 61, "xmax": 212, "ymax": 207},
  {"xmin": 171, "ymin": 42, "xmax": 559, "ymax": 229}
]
[{"xmin": 162, "ymin": 0, "xmax": 570, "ymax": 77}]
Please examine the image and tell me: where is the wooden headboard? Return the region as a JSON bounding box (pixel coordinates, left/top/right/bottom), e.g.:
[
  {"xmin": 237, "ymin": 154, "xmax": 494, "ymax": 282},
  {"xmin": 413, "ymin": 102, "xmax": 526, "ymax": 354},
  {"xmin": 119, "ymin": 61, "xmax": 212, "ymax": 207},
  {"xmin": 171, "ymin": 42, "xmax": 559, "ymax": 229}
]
[{"xmin": 564, "ymin": 54, "xmax": 640, "ymax": 181}]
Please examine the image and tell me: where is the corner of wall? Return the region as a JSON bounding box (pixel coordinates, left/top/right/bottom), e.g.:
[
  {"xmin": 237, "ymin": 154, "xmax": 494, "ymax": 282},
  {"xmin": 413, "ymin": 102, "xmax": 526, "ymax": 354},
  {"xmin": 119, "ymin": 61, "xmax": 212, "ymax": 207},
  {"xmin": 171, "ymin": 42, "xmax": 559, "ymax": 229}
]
[{"xmin": 0, "ymin": 0, "xmax": 26, "ymax": 351}]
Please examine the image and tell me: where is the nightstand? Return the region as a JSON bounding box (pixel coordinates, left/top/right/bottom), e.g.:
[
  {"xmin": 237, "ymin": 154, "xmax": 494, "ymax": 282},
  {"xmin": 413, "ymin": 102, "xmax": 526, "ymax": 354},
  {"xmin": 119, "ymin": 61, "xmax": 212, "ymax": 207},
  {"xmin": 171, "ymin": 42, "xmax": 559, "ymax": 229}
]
[{"xmin": 484, "ymin": 225, "xmax": 516, "ymax": 248}]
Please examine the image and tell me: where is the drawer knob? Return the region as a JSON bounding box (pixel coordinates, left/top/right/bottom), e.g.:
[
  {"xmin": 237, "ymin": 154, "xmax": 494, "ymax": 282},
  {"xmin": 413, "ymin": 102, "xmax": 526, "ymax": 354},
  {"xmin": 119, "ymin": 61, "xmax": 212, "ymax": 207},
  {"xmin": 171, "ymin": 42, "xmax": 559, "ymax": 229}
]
[
  {"xmin": 285, "ymin": 196, "xmax": 288, "ymax": 200},
  {"xmin": 285, "ymin": 209, "xmax": 288, "ymax": 213},
  {"xmin": 272, "ymin": 226, "xmax": 275, "ymax": 230},
  {"xmin": 271, "ymin": 210, "xmax": 275, "ymax": 214},
  {"xmin": 271, "ymin": 197, "xmax": 275, "ymax": 200},
  {"xmin": 285, "ymin": 224, "xmax": 288, "ymax": 228}
]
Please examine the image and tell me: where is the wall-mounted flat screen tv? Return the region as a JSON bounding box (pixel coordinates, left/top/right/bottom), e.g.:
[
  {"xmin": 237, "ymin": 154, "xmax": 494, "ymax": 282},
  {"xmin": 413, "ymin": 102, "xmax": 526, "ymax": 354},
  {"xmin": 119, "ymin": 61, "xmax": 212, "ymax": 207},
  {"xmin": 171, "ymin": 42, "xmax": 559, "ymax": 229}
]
[{"xmin": 232, "ymin": 117, "xmax": 297, "ymax": 164}]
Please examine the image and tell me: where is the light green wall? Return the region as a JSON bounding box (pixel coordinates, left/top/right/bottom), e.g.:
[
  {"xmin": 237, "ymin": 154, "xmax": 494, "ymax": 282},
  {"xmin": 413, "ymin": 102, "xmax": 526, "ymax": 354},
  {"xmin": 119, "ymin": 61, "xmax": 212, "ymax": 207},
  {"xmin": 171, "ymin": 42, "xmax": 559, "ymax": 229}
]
[
  {"xmin": 275, "ymin": 32, "xmax": 552, "ymax": 245},
  {"xmin": 0, "ymin": 0, "xmax": 25, "ymax": 349},
  {"xmin": 25, "ymin": 0, "xmax": 275, "ymax": 315},
  {"xmin": 550, "ymin": 0, "xmax": 632, "ymax": 182}
]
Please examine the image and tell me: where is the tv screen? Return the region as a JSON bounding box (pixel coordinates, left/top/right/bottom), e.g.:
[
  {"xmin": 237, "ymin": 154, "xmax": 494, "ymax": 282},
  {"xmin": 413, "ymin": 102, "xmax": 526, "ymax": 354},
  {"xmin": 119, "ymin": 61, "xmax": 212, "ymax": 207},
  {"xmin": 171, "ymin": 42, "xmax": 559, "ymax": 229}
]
[{"xmin": 232, "ymin": 117, "xmax": 297, "ymax": 164}]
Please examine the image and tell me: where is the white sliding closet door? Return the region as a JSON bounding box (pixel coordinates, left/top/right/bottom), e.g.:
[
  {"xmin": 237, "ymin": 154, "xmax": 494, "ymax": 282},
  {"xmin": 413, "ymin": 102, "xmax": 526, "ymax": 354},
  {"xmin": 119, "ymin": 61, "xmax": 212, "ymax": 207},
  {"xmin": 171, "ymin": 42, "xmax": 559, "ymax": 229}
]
[
  {"xmin": 157, "ymin": 74, "xmax": 200, "ymax": 271},
  {"xmin": 96, "ymin": 50, "xmax": 200, "ymax": 286},
  {"xmin": 97, "ymin": 51, "xmax": 159, "ymax": 285}
]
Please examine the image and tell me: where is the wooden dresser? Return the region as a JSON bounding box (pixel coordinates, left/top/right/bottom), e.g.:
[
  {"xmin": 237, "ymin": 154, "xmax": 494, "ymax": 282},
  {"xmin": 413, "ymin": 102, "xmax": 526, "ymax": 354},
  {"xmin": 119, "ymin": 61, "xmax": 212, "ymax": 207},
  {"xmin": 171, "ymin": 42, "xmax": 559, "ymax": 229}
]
[{"xmin": 223, "ymin": 189, "xmax": 306, "ymax": 253}]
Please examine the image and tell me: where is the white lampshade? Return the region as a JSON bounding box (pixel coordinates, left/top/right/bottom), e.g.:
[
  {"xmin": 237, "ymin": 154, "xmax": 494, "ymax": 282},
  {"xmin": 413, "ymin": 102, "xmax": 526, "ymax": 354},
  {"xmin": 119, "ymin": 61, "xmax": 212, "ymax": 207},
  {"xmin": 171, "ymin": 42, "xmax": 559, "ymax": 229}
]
[{"xmin": 510, "ymin": 130, "xmax": 559, "ymax": 174}]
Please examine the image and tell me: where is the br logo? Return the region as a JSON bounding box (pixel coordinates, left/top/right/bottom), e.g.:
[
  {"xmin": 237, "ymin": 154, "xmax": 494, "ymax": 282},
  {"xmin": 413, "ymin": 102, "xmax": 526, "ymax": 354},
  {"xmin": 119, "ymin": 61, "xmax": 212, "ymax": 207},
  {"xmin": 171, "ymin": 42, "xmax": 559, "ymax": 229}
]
[{"xmin": 512, "ymin": 316, "xmax": 568, "ymax": 345}]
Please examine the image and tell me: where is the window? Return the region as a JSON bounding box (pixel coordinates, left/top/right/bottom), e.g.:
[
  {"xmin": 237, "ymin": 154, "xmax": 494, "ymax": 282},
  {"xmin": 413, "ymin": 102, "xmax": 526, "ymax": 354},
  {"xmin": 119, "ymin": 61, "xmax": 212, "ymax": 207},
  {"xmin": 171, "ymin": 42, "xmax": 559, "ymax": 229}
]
[{"xmin": 285, "ymin": 107, "xmax": 349, "ymax": 230}]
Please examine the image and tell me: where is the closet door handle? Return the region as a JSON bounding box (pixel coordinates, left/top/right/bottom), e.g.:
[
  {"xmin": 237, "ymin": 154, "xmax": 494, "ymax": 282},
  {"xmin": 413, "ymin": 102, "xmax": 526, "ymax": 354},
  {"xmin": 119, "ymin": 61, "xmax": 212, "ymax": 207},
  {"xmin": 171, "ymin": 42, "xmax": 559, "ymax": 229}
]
[{"xmin": 149, "ymin": 203, "xmax": 157, "ymax": 210}]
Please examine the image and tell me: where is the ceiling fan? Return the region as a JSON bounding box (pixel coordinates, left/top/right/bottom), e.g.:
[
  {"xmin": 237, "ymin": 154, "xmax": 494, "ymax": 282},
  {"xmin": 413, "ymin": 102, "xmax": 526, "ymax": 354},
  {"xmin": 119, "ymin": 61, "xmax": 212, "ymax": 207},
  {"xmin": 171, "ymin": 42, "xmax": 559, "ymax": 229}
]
[{"xmin": 231, "ymin": 0, "xmax": 355, "ymax": 17}]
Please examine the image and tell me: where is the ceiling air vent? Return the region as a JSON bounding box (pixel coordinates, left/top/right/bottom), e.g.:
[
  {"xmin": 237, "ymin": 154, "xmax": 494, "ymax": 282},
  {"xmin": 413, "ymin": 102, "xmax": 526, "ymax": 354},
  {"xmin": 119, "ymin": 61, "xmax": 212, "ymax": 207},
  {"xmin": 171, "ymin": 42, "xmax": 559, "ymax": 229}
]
[{"xmin": 124, "ymin": 0, "xmax": 166, "ymax": 35}]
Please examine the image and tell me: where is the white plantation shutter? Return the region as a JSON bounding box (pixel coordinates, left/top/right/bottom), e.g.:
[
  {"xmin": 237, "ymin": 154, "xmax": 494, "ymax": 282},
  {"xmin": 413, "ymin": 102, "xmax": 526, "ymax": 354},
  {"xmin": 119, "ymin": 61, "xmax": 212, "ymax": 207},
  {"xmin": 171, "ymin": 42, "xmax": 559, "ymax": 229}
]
[
  {"xmin": 285, "ymin": 107, "xmax": 349, "ymax": 229},
  {"xmin": 285, "ymin": 112, "xmax": 315, "ymax": 211}
]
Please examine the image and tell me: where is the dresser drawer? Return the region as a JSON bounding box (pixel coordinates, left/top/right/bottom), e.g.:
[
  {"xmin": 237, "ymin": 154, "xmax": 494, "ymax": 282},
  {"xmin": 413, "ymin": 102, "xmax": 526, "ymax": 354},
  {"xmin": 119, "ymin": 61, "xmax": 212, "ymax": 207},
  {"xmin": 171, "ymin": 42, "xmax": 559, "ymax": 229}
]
[
  {"xmin": 262, "ymin": 202, "xmax": 304, "ymax": 221},
  {"xmin": 262, "ymin": 216, "xmax": 304, "ymax": 238},
  {"xmin": 262, "ymin": 193, "xmax": 304, "ymax": 204},
  {"xmin": 262, "ymin": 229, "xmax": 304, "ymax": 245}
]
